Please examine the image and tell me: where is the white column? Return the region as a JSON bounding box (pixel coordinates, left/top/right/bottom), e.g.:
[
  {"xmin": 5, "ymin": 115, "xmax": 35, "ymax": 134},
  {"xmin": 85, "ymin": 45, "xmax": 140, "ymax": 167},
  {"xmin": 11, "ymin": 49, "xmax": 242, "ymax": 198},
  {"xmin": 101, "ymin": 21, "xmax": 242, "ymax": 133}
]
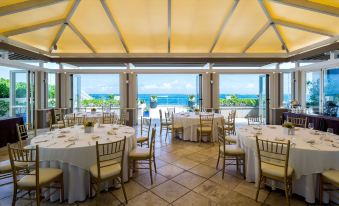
[
  {"xmin": 202, "ymin": 72, "xmax": 211, "ymax": 108},
  {"xmin": 212, "ymin": 73, "xmax": 219, "ymax": 109}
]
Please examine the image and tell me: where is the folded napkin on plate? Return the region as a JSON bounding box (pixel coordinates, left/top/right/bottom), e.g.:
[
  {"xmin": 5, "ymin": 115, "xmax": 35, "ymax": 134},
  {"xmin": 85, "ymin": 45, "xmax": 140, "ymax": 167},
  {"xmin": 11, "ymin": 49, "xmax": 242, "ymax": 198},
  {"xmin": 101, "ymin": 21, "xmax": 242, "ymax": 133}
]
[
  {"xmin": 91, "ymin": 135, "xmax": 100, "ymax": 140},
  {"xmin": 67, "ymin": 136, "xmax": 77, "ymax": 141},
  {"xmin": 274, "ymin": 137, "xmax": 285, "ymax": 141},
  {"xmin": 34, "ymin": 139, "xmax": 49, "ymax": 143},
  {"xmin": 306, "ymin": 139, "xmax": 315, "ymax": 144},
  {"xmin": 57, "ymin": 134, "xmax": 66, "ymax": 138},
  {"xmin": 60, "ymin": 130, "xmax": 70, "ymax": 134},
  {"xmin": 107, "ymin": 131, "xmax": 116, "ymax": 135}
]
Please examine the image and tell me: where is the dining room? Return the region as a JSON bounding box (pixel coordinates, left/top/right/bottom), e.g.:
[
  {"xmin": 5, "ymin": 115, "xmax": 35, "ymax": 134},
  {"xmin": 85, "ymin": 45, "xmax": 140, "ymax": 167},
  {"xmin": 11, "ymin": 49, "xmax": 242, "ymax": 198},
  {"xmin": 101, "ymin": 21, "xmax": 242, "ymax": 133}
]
[{"xmin": 0, "ymin": 0, "xmax": 339, "ymax": 206}]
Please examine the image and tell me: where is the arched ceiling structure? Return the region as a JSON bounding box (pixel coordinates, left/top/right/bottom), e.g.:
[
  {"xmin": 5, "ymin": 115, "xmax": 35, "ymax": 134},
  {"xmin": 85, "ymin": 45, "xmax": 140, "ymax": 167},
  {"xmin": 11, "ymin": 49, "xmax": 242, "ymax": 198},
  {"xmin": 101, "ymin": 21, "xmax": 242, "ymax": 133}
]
[{"xmin": 0, "ymin": 0, "xmax": 338, "ymax": 63}]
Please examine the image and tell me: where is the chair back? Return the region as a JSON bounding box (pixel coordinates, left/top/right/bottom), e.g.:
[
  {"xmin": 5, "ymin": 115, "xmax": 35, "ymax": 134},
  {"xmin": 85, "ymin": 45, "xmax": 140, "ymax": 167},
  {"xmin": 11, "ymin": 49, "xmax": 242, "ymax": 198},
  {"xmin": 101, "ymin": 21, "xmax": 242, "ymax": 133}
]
[
  {"xmin": 287, "ymin": 116, "xmax": 307, "ymax": 128},
  {"xmin": 165, "ymin": 111, "xmax": 172, "ymax": 125},
  {"xmin": 75, "ymin": 116, "xmax": 86, "ymax": 125},
  {"xmin": 140, "ymin": 116, "xmax": 152, "ymax": 140},
  {"xmin": 159, "ymin": 109, "xmax": 164, "ymax": 123},
  {"xmin": 217, "ymin": 124, "xmax": 226, "ymax": 151},
  {"xmin": 119, "ymin": 110, "xmax": 127, "ymax": 125},
  {"xmin": 255, "ymin": 137, "xmax": 291, "ymax": 178},
  {"xmin": 16, "ymin": 123, "xmax": 28, "ymax": 146},
  {"xmin": 54, "ymin": 109, "xmax": 62, "ymax": 122},
  {"xmin": 7, "ymin": 144, "xmax": 39, "ymax": 187},
  {"xmin": 167, "ymin": 107, "xmax": 175, "ymax": 115},
  {"xmin": 95, "ymin": 137, "xmax": 126, "ymax": 180},
  {"xmin": 149, "ymin": 125, "xmax": 157, "ymax": 156},
  {"xmin": 247, "ymin": 115, "xmax": 262, "ymax": 125},
  {"xmin": 65, "ymin": 113, "xmax": 76, "ymax": 127},
  {"xmin": 199, "ymin": 113, "xmax": 214, "ymax": 130},
  {"xmin": 102, "ymin": 112, "xmax": 113, "ymax": 124}
]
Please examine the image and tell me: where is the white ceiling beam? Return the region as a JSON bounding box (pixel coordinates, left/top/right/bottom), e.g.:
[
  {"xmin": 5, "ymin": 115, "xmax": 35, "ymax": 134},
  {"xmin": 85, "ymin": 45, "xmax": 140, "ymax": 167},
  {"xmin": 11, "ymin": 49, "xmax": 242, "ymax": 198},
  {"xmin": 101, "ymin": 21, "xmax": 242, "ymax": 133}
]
[
  {"xmin": 0, "ymin": 36, "xmax": 50, "ymax": 56},
  {"xmin": 68, "ymin": 22, "xmax": 96, "ymax": 53},
  {"xmin": 2, "ymin": 18, "xmax": 65, "ymax": 37},
  {"xmin": 209, "ymin": 0, "xmax": 239, "ymax": 53},
  {"xmin": 100, "ymin": 0, "xmax": 129, "ymax": 53},
  {"xmin": 49, "ymin": 0, "xmax": 80, "ymax": 53},
  {"xmin": 270, "ymin": 0, "xmax": 339, "ymax": 18},
  {"xmin": 168, "ymin": 0, "xmax": 171, "ymax": 53},
  {"xmin": 0, "ymin": 0, "xmax": 68, "ymax": 17},
  {"xmin": 273, "ymin": 19, "xmax": 335, "ymax": 37},
  {"xmin": 258, "ymin": 0, "xmax": 289, "ymax": 53},
  {"xmin": 242, "ymin": 22, "xmax": 271, "ymax": 53}
]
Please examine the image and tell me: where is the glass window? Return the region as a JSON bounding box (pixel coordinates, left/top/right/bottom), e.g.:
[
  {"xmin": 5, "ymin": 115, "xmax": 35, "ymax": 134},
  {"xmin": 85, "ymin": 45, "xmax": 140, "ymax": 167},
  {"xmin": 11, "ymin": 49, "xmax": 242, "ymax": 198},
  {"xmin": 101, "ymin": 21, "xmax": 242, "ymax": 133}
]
[
  {"xmin": 323, "ymin": 68, "xmax": 339, "ymax": 117},
  {"xmin": 44, "ymin": 62, "xmax": 60, "ymax": 69},
  {"xmin": 305, "ymin": 71, "xmax": 321, "ymax": 114},
  {"xmin": 280, "ymin": 62, "xmax": 295, "ymax": 70},
  {"xmin": 48, "ymin": 73, "xmax": 56, "ymax": 108},
  {"xmin": 282, "ymin": 73, "xmax": 292, "ymax": 108}
]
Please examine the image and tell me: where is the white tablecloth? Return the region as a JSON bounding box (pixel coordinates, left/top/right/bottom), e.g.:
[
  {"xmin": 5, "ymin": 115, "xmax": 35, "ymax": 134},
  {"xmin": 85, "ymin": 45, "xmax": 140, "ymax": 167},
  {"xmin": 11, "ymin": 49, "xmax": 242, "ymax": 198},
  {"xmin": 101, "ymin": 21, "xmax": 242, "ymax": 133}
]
[
  {"xmin": 173, "ymin": 112, "xmax": 223, "ymax": 142},
  {"xmin": 67, "ymin": 112, "xmax": 104, "ymax": 123},
  {"xmin": 237, "ymin": 125, "xmax": 339, "ymax": 203},
  {"xmin": 30, "ymin": 124, "xmax": 136, "ymax": 203}
]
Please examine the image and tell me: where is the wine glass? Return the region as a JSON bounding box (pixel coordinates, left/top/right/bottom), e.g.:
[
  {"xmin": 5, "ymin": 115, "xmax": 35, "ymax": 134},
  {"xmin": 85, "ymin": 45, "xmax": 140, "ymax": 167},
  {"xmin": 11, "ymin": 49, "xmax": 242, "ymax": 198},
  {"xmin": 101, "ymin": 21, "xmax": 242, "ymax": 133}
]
[
  {"xmin": 327, "ymin": 128, "xmax": 334, "ymax": 134},
  {"xmin": 308, "ymin": 123, "xmax": 314, "ymax": 130}
]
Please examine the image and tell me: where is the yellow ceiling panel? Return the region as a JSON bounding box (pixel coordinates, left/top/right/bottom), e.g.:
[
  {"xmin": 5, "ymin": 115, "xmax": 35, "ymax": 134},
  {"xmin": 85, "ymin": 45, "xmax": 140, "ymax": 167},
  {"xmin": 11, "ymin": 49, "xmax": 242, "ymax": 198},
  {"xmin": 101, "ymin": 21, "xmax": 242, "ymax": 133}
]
[
  {"xmin": 54, "ymin": 26, "xmax": 91, "ymax": 53},
  {"xmin": 171, "ymin": 0, "xmax": 234, "ymax": 53},
  {"xmin": 0, "ymin": 1, "xmax": 72, "ymax": 33},
  {"xmin": 10, "ymin": 25, "xmax": 61, "ymax": 51},
  {"xmin": 213, "ymin": 0, "xmax": 268, "ymax": 53},
  {"xmin": 247, "ymin": 27, "xmax": 285, "ymax": 53},
  {"xmin": 0, "ymin": 0, "xmax": 27, "ymax": 7},
  {"xmin": 309, "ymin": 0, "xmax": 339, "ymax": 8},
  {"xmin": 70, "ymin": 0, "xmax": 125, "ymax": 53},
  {"xmin": 277, "ymin": 25, "xmax": 329, "ymax": 52},
  {"xmin": 265, "ymin": 1, "xmax": 339, "ymax": 34},
  {"xmin": 106, "ymin": 0, "xmax": 167, "ymax": 53}
]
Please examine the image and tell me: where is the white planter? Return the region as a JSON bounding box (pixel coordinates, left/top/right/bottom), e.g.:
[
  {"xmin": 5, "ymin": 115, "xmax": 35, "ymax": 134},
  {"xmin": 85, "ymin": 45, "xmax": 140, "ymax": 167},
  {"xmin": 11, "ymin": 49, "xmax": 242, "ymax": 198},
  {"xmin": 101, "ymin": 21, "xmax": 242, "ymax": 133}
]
[
  {"xmin": 85, "ymin": 127, "xmax": 94, "ymax": 133},
  {"xmin": 283, "ymin": 127, "xmax": 295, "ymax": 135}
]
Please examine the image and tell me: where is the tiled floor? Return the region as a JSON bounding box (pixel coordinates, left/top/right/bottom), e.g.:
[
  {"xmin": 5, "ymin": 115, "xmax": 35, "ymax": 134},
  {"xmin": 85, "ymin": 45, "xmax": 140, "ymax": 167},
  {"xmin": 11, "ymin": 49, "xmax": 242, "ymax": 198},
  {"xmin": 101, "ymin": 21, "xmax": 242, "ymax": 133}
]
[{"xmin": 0, "ymin": 122, "xmax": 310, "ymax": 206}]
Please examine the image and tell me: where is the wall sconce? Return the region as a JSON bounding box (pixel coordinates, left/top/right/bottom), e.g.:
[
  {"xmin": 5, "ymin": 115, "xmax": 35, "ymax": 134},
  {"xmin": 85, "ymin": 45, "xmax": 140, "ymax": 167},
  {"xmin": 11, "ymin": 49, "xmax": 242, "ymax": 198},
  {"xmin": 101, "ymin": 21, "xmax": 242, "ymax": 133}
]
[
  {"xmin": 210, "ymin": 80, "xmax": 214, "ymax": 84},
  {"xmin": 125, "ymin": 80, "xmax": 129, "ymax": 84}
]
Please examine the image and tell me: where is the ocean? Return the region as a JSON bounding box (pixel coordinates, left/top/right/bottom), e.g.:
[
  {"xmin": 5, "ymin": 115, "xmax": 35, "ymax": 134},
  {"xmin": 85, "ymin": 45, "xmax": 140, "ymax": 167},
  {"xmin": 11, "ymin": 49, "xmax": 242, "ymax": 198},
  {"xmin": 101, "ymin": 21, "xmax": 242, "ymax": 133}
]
[{"xmin": 89, "ymin": 94, "xmax": 258, "ymax": 106}]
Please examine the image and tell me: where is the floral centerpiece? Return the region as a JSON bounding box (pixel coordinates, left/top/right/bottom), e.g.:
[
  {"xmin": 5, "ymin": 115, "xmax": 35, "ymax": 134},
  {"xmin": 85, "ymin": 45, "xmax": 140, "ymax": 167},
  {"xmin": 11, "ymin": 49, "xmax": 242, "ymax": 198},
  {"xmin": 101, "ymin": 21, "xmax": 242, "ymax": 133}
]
[
  {"xmin": 150, "ymin": 95, "xmax": 158, "ymax": 108},
  {"xmin": 188, "ymin": 95, "xmax": 195, "ymax": 108},
  {"xmin": 194, "ymin": 108, "xmax": 200, "ymax": 115},
  {"xmin": 91, "ymin": 108, "xmax": 96, "ymax": 114},
  {"xmin": 84, "ymin": 121, "xmax": 95, "ymax": 133},
  {"xmin": 290, "ymin": 99, "xmax": 300, "ymax": 108},
  {"xmin": 282, "ymin": 122, "xmax": 295, "ymax": 135}
]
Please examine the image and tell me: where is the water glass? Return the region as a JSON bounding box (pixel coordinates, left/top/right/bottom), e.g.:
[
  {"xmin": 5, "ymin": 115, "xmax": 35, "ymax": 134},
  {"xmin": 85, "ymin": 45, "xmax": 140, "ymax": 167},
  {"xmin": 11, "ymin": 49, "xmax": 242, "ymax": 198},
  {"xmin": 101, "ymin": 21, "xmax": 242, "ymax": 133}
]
[
  {"xmin": 308, "ymin": 123, "xmax": 314, "ymax": 130},
  {"xmin": 327, "ymin": 128, "xmax": 334, "ymax": 134}
]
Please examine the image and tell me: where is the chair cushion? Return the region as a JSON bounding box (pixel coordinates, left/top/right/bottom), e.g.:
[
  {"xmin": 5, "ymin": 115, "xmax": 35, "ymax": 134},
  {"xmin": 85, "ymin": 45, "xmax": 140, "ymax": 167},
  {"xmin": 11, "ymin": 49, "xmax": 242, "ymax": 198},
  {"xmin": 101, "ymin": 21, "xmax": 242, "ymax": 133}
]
[
  {"xmin": 0, "ymin": 160, "xmax": 28, "ymax": 173},
  {"xmin": 129, "ymin": 148, "xmax": 151, "ymax": 159},
  {"xmin": 137, "ymin": 136, "xmax": 148, "ymax": 143},
  {"xmin": 322, "ymin": 170, "xmax": 339, "ymax": 187},
  {"xmin": 225, "ymin": 136, "xmax": 237, "ymax": 144},
  {"xmin": 220, "ymin": 145, "xmax": 245, "ymax": 155},
  {"xmin": 197, "ymin": 126, "xmax": 212, "ymax": 132},
  {"xmin": 261, "ymin": 162, "xmax": 294, "ymax": 179},
  {"xmin": 17, "ymin": 168, "xmax": 63, "ymax": 188},
  {"xmin": 89, "ymin": 161, "xmax": 121, "ymax": 180}
]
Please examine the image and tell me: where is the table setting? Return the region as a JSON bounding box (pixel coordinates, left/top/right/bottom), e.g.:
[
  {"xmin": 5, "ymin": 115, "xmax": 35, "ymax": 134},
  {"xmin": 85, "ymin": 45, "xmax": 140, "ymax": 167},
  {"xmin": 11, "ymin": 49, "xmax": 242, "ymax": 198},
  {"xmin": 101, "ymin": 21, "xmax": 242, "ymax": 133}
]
[
  {"xmin": 237, "ymin": 125, "xmax": 339, "ymax": 203},
  {"xmin": 173, "ymin": 112, "xmax": 224, "ymax": 142},
  {"xmin": 28, "ymin": 123, "xmax": 136, "ymax": 203}
]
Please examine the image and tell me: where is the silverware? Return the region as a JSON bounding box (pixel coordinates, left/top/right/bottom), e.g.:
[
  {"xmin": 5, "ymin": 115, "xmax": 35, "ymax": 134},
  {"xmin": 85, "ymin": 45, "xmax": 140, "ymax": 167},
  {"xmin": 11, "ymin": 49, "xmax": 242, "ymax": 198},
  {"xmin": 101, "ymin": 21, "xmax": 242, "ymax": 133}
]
[
  {"xmin": 45, "ymin": 142, "xmax": 57, "ymax": 147},
  {"xmin": 65, "ymin": 142, "xmax": 75, "ymax": 148},
  {"xmin": 34, "ymin": 140, "xmax": 49, "ymax": 143}
]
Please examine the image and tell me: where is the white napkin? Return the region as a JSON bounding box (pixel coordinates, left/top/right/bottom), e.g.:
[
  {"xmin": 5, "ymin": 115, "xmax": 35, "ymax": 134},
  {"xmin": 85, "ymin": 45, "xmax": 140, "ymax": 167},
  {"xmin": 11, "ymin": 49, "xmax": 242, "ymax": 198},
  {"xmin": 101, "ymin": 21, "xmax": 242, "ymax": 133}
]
[{"xmin": 306, "ymin": 139, "xmax": 315, "ymax": 144}]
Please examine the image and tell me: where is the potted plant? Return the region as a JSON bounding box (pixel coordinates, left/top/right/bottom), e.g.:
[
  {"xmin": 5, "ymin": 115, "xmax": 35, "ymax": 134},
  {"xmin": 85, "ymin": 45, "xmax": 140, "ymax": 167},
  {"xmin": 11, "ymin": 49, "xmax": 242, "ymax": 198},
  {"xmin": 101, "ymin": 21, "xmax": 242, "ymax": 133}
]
[
  {"xmin": 194, "ymin": 108, "xmax": 200, "ymax": 115},
  {"xmin": 150, "ymin": 95, "xmax": 158, "ymax": 108},
  {"xmin": 188, "ymin": 95, "xmax": 195, "ymax": 108},
  {"xmin": 282, "ymin": 122, "xmax": 295, "ymax": 135},
  {"xmin": 91, "ymin": 108, "xmax": 96, "ymax": 114},
  {"xmin": 143, "ymin": 107, "xmax": 150, "ymax": 117},
  {"xmin": 84, "ymin": 121, "xmax": 95, "ymax": 133}
]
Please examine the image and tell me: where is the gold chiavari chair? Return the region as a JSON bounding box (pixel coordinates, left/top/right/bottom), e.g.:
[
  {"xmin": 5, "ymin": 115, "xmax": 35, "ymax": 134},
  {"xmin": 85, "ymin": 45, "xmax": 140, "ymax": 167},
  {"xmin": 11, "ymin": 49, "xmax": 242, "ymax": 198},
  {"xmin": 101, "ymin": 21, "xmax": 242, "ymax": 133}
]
[
  {"xmin": 89, "ymin": 137, "xmax": 127, "ymax": 203},
  {"xmin": 165, "ymin": 112, "xmax": 183, "ymax": 143},
  {"xmin": 16, "ymin": 123, "xmax": 30, "ymax": 148},
  {"xmin": 224, "ymin": 111, "xmax": 236, "ymax": 135},
  {"xmin": 102, "ymin": 112, "xmax": 113, "ymax": 124},
  {"xmin": 75, "ymin": 116, "xmax": 86, "ymax": 125},
  {"xmin": 8, "ymin": 144, "xmax": 64, "ymax": 206},
  {"xmin": 247, "ymin": 115, "xmax": 262, "ymax": 125},
  {"xmin": 216, "ymin": 124, "xmax": 245, "ymax": 179},
  {"xmin": 167, "ymin": 107, "xmax": 175, "ymax": 115},
  {"xmin": 159, "ymin": 109, "xmax": 171, "ymax": 136},
  {"xmin": 65, "ymin": 114, "xmax": 76, "ymax": 127},
  {"xmin": 221, "ymin": 118, "xmax": 237, "ymax": 144},
  {"xmin": 197, "ymin": 113, "xmax": 214, "ymax": 143},
  {"xmin": 286, "ymin": 116, "xmax": 307, "ymax": 128},
  {"xmin": 319, "ymin": 169, "xmax": 339, "ymax": 205},
  {"xmin": 48, "ymin": 112, "xmax": 65, "ymax": 131},
  {"xmin": 119, "ymin": 110, "xmax": 127, "ymax": 125},
  {"xmin": 255, "ymin": 137, "xmax": 294, "ymax": 205},
  {"xmin": 136, "ymin": 116, "xmax": 151, "ymax": 147},
  {"xmin": 129, "ymin": 126, "xmax": 157, "ymax": 184}
]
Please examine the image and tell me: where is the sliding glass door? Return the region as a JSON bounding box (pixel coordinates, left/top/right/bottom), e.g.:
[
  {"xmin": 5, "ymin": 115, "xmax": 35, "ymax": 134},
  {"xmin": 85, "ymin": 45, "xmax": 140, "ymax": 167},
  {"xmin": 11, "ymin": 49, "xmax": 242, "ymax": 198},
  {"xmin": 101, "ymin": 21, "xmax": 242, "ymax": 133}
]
[
  {"xmin": 259, "ymin": 74, "xmax": 269, "ymax": 124},
  {"xmin": 305, "ymin": 71, "xmax": 321, "ymax": 114},
  {"xmin": 323, "ymin": 68, "xmax": 339, "ymax": 117}
]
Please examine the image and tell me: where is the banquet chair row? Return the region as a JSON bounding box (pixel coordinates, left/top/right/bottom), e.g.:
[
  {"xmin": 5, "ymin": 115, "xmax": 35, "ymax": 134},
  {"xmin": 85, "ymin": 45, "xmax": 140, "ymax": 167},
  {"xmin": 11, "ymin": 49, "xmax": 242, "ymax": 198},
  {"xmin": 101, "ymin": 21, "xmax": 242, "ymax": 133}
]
[
  {"xmin": 286, "ymin": 116, "xmax": 308, "ymax": 128},
  {"xmin": 247, "ymin": 115, "xmax": 263, "ymax": 125}
]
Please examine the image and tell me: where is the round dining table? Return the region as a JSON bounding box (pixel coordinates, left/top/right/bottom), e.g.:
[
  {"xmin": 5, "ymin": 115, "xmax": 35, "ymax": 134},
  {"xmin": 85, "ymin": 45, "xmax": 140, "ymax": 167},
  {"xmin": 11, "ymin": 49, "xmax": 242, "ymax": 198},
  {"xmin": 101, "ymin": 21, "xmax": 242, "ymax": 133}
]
[
  {"xmin": 173, "ymin": 112, "xmax": 224, "ymax": 142},
  {"xmin": 237, "ymin": 125, "xmax": 339, "ymax": 204},
  {"xmin": 29, "ymin": 124, "xmax": 136, "ymax": 203}
]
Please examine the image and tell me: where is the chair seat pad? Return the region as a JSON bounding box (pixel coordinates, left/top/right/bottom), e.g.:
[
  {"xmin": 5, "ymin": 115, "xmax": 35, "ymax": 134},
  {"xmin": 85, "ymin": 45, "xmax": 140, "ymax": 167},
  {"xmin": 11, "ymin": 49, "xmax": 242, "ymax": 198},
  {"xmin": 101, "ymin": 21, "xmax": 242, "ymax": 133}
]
[
  {"xmin": 18, "ymin": 168, "xmax": 62, "ymax": 188},
  {"xmin": 197, "ymin": 127, "xmax": 212, "ymax": 132},
  {"xmin": 129, "ymin": 148, "xmax": 151, "ymax": 159},
  {"xmin": 322, "ymin": 170, "xmax": 339, "ymax": 187},
  {"xmin": 90, "ymin": 161, "xmax": 121, "ymax": 180},
  {"xmin": 0, "ymin": 160, "xmax": 28, "ymax": 173},
  {"xmin": 220, "ymin": 145, "xmax": 245, "ymax": 155},
  {"xmin": 136, "ymin": 136, "xmax": 148, "ymax": 143},
  {"xmin": 225, "ymin": 136, "xmax": 237, "ymax": 144},
  {"xmin": 261, "ymin": 162, "xmax": 294, "ymax": 179}
]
